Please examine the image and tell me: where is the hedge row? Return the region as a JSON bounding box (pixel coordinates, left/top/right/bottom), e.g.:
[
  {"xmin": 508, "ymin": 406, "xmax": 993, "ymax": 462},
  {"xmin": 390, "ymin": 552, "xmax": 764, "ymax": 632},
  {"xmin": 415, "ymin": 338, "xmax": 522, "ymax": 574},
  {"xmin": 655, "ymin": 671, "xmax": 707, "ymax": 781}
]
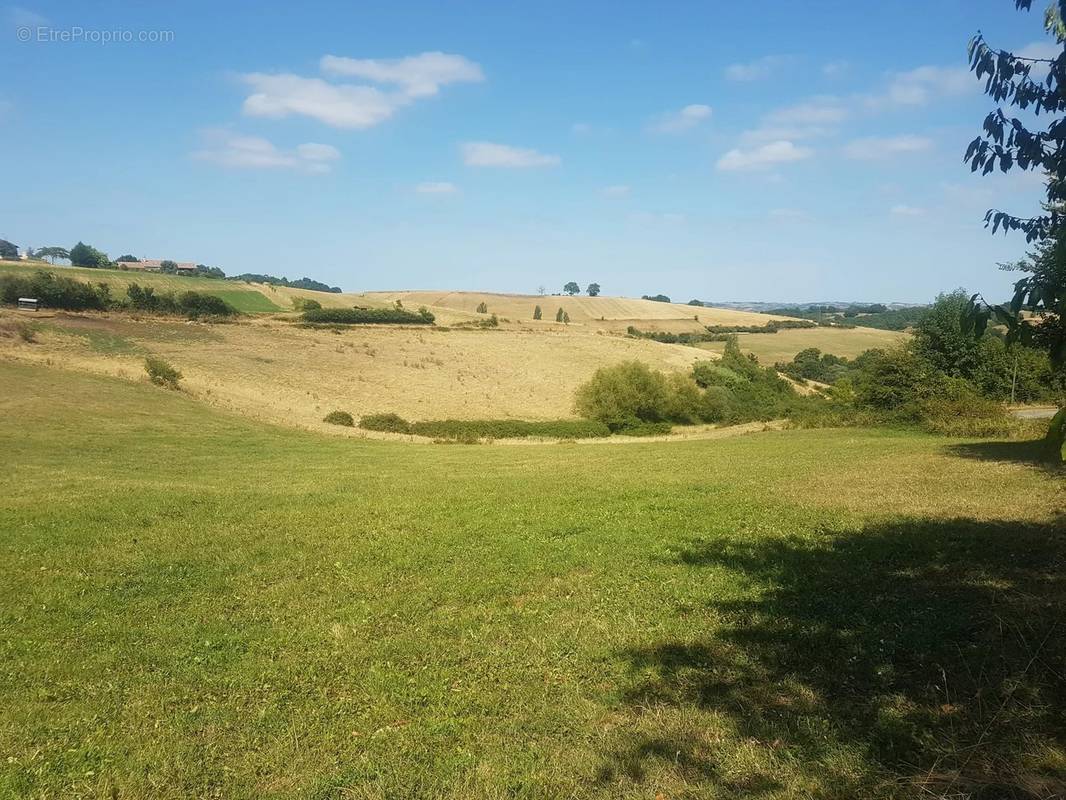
[
  {"xmin": 302, "ymin": 307, "xmax": 434, "ymax": 325},
  {"xmin": 359, "ymin": 413, "xmax": 611, "ymax": 440},
  {"xmin": 627, "ymin": 319, "xmax": 817, "ymax": 344}
]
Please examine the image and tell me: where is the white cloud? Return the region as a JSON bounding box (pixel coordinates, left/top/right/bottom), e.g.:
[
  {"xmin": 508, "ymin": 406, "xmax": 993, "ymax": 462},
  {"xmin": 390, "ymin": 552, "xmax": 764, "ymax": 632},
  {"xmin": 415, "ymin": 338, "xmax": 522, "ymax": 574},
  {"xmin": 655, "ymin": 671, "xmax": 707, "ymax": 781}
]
[
  {"xmin": 767, "ymin": 96, "xmax": 849, "ymax": 126},
  {"xmin": 416, "ymin": 181, "xmax": 458, "ymax": 194},
  {"xmin": 822, "ymin": 60, "xmax": 849, "ymax": 78},
  {"xmin": 319, "ymin": 52, "xmax": 484, "ymax": 98},
  {"xmin": 649, "ymin": 103, "xmax": 712, "ymax": 133},
  {"xmin": 192, "ymin": 130, "xmax": 340, "ymax": 173},
  {"xmin": 725, "ymin": 55, "xmax": 788, "ymax": 82},
  {"xmin": 716, "ymin": 140, "xmax": 813, "ymax": 171},
  {"xmin": 461, "ymin": 141, "xmax": 560, "ymax": 168},
  {"xmin": 890, "ymin": 204, "xmax": 925, "ymax": 216},
  {"xmin": 843, "ymin": 134, "xmax": 933, "ymax": 160},
  {"xmin": 239, "ymin": 51, "xmax": 482, "ymax": 130},
  {"xmin": 866, "ymin": 65, "xmax": 974, "ymax": 109},
  {"xmin": 601, "ymin": 184, "xmax": 630, "ymax": 197},
  {"xmin": 241, "ymin": 73, "xmax": 398, "ymax": 128}
]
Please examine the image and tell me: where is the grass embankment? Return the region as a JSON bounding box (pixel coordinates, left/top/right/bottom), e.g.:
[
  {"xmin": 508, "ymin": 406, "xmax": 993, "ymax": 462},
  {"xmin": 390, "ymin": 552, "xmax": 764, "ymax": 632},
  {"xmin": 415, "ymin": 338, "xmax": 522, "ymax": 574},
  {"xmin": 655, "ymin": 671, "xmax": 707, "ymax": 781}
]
[
  {"xmin": 0, "ymin": 260, "xmax": 282, "ymax": 313},
  {"xmin": 1, "ymin": 362, "xmax": 1063, "ymax": 799}
]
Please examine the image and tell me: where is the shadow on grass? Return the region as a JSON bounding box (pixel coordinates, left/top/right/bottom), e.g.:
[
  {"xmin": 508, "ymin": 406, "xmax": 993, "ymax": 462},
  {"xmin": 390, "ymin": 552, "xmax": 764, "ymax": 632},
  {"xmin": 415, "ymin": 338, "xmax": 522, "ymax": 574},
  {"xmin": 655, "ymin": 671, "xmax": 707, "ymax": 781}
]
[
  {"xmin": 945, "ymin": 439, "xmax": 1064, "ymax": 474},
  {"xmin": 602, "ymin": 516, "xmax": 1066, "ymax": 798}
]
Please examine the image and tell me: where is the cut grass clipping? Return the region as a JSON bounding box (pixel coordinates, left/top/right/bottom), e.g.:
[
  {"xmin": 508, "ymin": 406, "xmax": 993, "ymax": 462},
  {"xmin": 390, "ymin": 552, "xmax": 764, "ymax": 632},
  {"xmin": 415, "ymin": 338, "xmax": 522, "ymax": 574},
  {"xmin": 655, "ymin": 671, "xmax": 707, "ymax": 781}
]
[{"xmin": 360, "ymin": 413, "xmax": 611, "ymax": 440}]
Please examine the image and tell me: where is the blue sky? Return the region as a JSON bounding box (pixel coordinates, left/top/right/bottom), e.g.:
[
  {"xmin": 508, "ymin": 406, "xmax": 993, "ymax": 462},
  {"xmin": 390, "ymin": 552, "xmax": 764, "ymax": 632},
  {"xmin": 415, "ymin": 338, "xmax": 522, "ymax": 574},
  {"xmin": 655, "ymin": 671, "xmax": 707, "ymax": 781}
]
[{"xmin": 0, "ymin": 1, "xmax": 1057, "ymax": 302}]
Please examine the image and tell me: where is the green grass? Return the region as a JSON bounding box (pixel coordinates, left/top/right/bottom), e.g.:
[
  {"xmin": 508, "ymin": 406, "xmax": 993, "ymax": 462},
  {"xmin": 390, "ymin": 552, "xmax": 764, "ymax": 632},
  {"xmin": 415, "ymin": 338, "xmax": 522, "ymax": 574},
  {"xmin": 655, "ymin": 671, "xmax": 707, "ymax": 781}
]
[
  {"xmin": 0, "ymin": 260, "xmax": 282, "ymax": 313},
  {"xmin": 0, "ymin": 362, "xmax": 1063, "ymax": 799}
]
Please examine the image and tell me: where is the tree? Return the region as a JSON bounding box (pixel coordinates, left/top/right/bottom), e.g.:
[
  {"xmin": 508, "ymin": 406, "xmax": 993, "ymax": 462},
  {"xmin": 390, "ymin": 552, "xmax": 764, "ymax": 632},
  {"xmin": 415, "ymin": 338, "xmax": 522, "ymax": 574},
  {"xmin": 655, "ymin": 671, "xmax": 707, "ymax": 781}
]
[
  {"xmin": 963, "ymin": 0, "xmax": 1066, "ymax": 366},
  {"xmin": 563, "ymin": 311, "xmax": 570, "ymax": 324},
  {"xmin": 563, "ymin": 281, "xmax": 580, "ymax": 296},
  {"xmin": 537, "ymin": 285, "xmax": 546, "ymax": 296},
  {"xmin": 642, "ymin": 294, "xmax": 672, "ymax": 303},
  {"xmin": 160, "ymin": 260, "xmax": 178, "ymax": 274},
  {"xmin": 0, "ymin": 239, "xmax": 18, "ymax": 260},
  {"xmin": 36, "ymin": 246, "xmax": 70, "ymax": 264},
  {"xmin": 69, "ymin": 241, "xmax": 109, "ymax": 268},
  {"xmin": 587, "ymin": 282, "xmax": 601, "ymax": 297},
  {"xmin": 556, "ymin": 307, "xmax": 565, "ymax": 322},
  {"xmin": 533, "ymin": 305, "xmax": 542, "ymax": 320},
  {"xmin": 115, "ymin": 254, "xmax": 140, "ymax": 263},
  {"xmin": 476, "ymin": 301, "xmax": 488, "ymax": 313},
  {"xmin": 688, "ymin": 299, "xmax": 705, "ymax": 307}
]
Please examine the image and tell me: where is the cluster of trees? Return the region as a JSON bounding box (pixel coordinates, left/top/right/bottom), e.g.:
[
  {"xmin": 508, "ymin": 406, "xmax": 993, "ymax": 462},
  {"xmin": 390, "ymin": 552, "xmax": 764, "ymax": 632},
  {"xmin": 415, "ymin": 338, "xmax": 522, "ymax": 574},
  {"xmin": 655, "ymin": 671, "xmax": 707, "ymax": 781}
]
[
  {"xmin": 776, "ymin": 290, "xmax": 1064, "ymax": 406},
  {"xmin": 231, "ymin": 273, "xmax": 341, "ymax": 293},
  {"xmin": 562, "ymin": 281, "xmax": 600, "ymax": 296},
  {"xmin": 641, "ymin": 294, "xmax": 671, "ymax": 303},
  {"xmin": 0, "ymin": 270, "xmax": 238, "ymax": 318}
]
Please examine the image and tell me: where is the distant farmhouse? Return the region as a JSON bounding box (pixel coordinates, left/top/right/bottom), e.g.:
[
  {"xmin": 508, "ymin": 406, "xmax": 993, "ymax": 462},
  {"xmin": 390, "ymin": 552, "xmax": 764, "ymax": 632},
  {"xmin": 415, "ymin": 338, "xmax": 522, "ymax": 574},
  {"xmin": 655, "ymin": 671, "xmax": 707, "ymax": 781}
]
[{"xmin": 123, "ymin": 259, "xmax": 197, "ymax": 274}]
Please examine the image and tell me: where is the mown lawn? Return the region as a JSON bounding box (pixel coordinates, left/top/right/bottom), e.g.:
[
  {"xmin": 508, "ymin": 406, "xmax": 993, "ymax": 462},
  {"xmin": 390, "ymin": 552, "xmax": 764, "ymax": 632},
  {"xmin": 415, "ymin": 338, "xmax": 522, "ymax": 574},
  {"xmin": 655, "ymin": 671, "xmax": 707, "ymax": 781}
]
[
  {"xmin": 0, "ymin": 260, "xmax": 282, "ymax": 313},
  {"xmin": 0, "ymin": 362, "xmax": 1063, "ymax": 799}
]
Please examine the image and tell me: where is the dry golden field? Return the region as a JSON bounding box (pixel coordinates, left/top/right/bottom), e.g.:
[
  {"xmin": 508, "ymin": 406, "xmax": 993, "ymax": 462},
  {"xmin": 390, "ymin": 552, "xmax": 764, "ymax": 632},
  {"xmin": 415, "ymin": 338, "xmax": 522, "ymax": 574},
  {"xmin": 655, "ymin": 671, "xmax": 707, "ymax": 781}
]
[
  {"xmin": 698, "ymin": 325, "xmax": 909, "ymax": 363},
  {"xmin": 0, "ymin": 309, "xmax": 719, "ymax": 433}
]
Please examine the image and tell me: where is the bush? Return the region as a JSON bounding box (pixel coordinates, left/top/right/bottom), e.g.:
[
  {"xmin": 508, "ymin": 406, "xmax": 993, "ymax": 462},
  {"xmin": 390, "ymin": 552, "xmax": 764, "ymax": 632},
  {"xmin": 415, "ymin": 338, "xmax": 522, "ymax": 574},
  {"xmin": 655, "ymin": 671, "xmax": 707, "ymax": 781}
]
[
  {"xmin": 302, "ymin": 307, "xmax": 434, "ymax": 325},
  {"xmin": 292, "ymin": 297, "xmax": 322, "ymax": 311},
  {"xmin": 126, "ymin": 284, "xmax": 237, "ymax": 318},
  {"xmin": 145, "ymin": 356, "xmax": 181, "ymax": 389},
  {"xmin": 1, "ymin": 271, "xmax": 111, "ymax": 311},
  {"xmin": 16, "ymin": 322, "xmax": 36, "ymax": 343},
  {"xmin": 574, "ymin": 361, "xmax": 712, "ymax": 430},
  {"xmin": 359, "ymin": 413, "xmax": 412, "ymax": 433},
  {"xmin": 533, "ymin": 305, "xmax": 542, "ymax": 320},
  {"xmin": 614, "ymin": 421, "xmax": 674, "ymax": 436},
  {"xmin": 359, "ymin": 414, "xmax": 611, "ymax": 440},
  {"xmin": 476, "ymin": 301, "xmax": 488, "ymax": 313},
  {"xmin": 323, "ymin": 410, "xmax": 354, "ymax": 427}
]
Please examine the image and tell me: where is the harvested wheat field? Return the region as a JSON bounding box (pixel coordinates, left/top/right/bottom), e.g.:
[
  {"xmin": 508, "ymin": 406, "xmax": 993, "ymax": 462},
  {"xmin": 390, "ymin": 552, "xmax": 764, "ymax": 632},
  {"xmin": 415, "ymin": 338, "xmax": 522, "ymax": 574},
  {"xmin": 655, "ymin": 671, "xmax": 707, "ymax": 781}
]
[
  {"xmin": 0, "ymin": 309, "xmax": 717, "ymax": 432},
  {"xmin": 359, "ymin": 290, "xmax": 802, "ymax": 332},
  {"xmin": 698, "ymin": 325, "xmax": 909, "ymax": 363}
]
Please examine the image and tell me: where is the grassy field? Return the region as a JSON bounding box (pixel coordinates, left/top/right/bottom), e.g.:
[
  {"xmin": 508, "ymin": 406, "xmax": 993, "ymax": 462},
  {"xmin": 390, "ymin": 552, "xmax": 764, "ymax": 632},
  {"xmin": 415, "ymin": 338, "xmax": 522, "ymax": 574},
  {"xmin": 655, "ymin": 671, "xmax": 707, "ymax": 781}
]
[
  {"xmin": 1, "ymin": 361, "xmax": 1063, "ymax": 799},
  {"xmin": 698, "ymin": 326, "xmax": 909, "ymax": 363},
  {"xmin": 0, "ymin": 260, "xmax": 283, "ymax": 313},
  {"xmin": 0, "ymin": 309, "xmax": 717, "ymax": 426}
]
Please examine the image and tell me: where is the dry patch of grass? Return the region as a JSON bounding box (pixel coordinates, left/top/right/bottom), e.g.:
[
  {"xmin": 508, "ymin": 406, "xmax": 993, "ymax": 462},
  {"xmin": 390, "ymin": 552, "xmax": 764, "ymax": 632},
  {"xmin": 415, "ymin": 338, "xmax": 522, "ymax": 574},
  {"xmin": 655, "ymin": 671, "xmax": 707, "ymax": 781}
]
[
  {"xmin": 0, "ymin": 308, "xmax": 718, "ymax": 431},
  {"xmin": 698, "ymin": 325, "xmax": 909, "ymax": 363}
]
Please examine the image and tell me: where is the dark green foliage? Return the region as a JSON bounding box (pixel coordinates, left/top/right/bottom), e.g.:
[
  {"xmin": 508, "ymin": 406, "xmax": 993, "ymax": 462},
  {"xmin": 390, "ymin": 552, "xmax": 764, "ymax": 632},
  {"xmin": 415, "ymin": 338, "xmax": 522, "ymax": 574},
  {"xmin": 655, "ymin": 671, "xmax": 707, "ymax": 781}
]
[
  {"xmin": 291, "ymin": 297, "xmax": 322, "ymax": 311},
  {"xmin": 160, "ymin": 260, "xmax": 178, "ymax": 274},
  {"xmin": 322, "ymin": 410, "xmax": 354, "ymax": 427},
  {"xmin": 586, "ymin": 283, "xmax": 600, "ymax": 297},
  {"xmin": 144, "ymin": 356, "xmax": 181, "ymax": 389},
  {"xmin": 846, "ymin": 307, "xmax": 929, "ymax": 331},
  {"xmin": 533, "ymin": 305, "xmax": 542, "ymax": 320},
  {"xmin": 563, "ymin": 282, "xmax": 580, "ymax": 296},
  {"xmin": 0, "ymin": 271, "xmax": 111, "ymax": 310},
  {"xmin": 614, "ymin": 421, "xmax": 673, "ymax": 436},
  {"xmin": 359, "ymin": 414, "xmax": 611, "ymax": 440},
  {"xmin": 195, "ymin": 264, "xmax": 226, "ymax": 279},
  {"xmin": 68, "ymin": 241, "xmax": 109, "ymax": 268},
  {"xmin": 34, "ymin": 246, "xmax": 70, "ymax": 264},
  {"xmin": 230, "ymin": 273, "xmax": 341, "ymax": 293},
  {"xmin": 1045, "ymin": 407, "xmax": 1066, "ymax": 462},
  {"xmin": 115, "ymin": 255, "xmax": 140, "ymax": 263},
  {"xmin": 778, "ymin": 348, "xmax": 857, "ymax": 385},
  {"xmin": 359, "ymin": 413, "xmax": 412, "ymax": 433},
  {"xmin": 964, "ymin": 7, "xmax": 1066, "ymax": 364},
  {"xmin": 126, "ymin": 284, "xmax": 238, "ymax": 319},
  {"xmin": 627, "ymin": 319, "xmax": 816, "ymax": 346},
  {"xmin": 476, "ymin": 301, "xmax": 488, "ymax": 313},
  {"xmin": 641, "ymin": 294, "xmax": 671, "ymax": 303},
  {"xmin": 555, "ymin": 307, "xmax": 565, "ymax": 322},
  {"xmin": 0, "ymin": 239, "xmax": 20, "ymax": 259},
  {"xmin": 688, "ymin": 299, "xmax": 705, "ymax": 306},
  {"xmin": 302, "ymin": 307, "xmax": 434, "ymax": 325}
]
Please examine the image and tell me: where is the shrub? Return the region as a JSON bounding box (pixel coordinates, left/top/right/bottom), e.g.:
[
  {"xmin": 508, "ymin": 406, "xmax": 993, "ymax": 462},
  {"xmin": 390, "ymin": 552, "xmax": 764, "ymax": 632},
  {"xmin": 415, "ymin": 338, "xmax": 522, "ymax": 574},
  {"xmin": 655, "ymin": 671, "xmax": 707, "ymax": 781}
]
[
  {"xmin": 533, "ymin": 305, "xmax": 542, "ymax": 320},
  {"xmin": 614, "ymin": 421, "xmax": 674, "ymax": 436},
  {"xmin": 145, "ymin": 356, "xmax": 181, "ymax": 389},
  {"xmin": 292, "ymin": 297, "xmax": 322, "ymax": 311},
  {"xmin": 302, "ymin": 307, "xmax": 434, "ymax": 325},
  {"xmin": 692, "ymin": 362, "xmax": 743, "ymax": 388},
  {"xmin": 556, "ymin": 307, "xmax": 565, "ymax": 322},
  {"xmin": 1, "ymin": 271, "xmax": 111, "ymax": 310},
  {"xmin": 323, "ymin": 410, "xmax": 354, "ymax": 427},
  {"xmin": 574, "ymin": 361, "xmax": 711, "ymax": 430},
  {"xmin": 1045, "ymin": 408, "xmax": 1066, "ymax": 462},
  {"xmin": 359, "ymin": 413, "xmax": 412, "ymax": 433},
  {"xmin": 699, "ymin": 385, "xmax": 734, "ymax": 423},
  {"xmin": 410, "ymin": 419, "xmax": 611, "ymax": 440},
  {"xmin": 16, "ymin": 322, "xmax": 36, "ymax": 343},
  {"xmin": 476, "ymin": 301, "xmax": 488, "ymax": 313},
  {"xmin": 177, "ymin": 291, "xmax": 236, "ymax": 319}
]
